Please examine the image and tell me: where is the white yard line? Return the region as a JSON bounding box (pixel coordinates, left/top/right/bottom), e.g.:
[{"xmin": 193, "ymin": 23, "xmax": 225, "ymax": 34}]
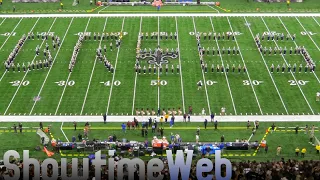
[
  {"xmin": 175, "ymin": 17, "xmax": 186, "ymax": 114},
  {"xmin": 105, "ymin": 17, "xmax": 126, "ymax": 117},
  {"xmin": 243, "ymin": 17, "xmax": 289, "ymax": 114},
  {"xmin": 80, "ymin": 18, "xmax": 108, "ymax": 115},
  {"xmin": 3, "ymin": 17, "xmax": 47, "ymax": 115},
  {"xmin": 207, "ymin": 5, "xmax": 220, "ymax": 13},
  {"xmin": 0, "ymin": 18, "xmax": 6, "ymax": 27},
  {"xmin": 192, "ymin": 17, "xmax": 211, "ymax": 113},
  {"xmin": 209, "ymin": 17, "xmax": 237, "ymax": 115},
  {"xmin": 157, "ymin": 16, "xmax": 160, "ymax": 113},
  {"xmin": 54, "ymin": 18, "xmax": 92, "ymax": 115},
  {"xmin": 131, "ymin": 17, "xmax": 142, "ymax": 115},
  {"xmin": 29, "ymin": 18, "xmax": 75, "ymax": 115},
  {"xmin": 0, "ymin": 18, "xmax": 24, "ymax": 83},
  {"xmin": 226, "ymin": 17, "xmax": 263, "ymax": 115},
  {"xmin": 60, "ymin": 122, "xmax": 69, "ymax": 142},
  {"xmin": 278, "ymin": 17, "xmax": 320, "ymax": 84},
  {"xmin": 312, "ymin": 16, "xmax": 320, "ymax": 27},
  {"xmin": 98, "ymin": 5, "xmax": 110, "ymax": 14},
  {"xmin": 261, "ymin": 17, "xmax": 314, "ymax": 115}
]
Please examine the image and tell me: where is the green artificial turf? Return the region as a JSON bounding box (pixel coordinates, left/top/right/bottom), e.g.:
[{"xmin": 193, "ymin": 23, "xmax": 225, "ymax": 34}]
[{"xmin": 0, "ymin": 16, "xmax": 320, "ymax": 115}]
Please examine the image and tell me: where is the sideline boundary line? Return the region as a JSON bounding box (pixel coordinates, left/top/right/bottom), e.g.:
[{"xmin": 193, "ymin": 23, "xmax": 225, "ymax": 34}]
[
  {"xmin": 1, "ymin": 14, "xmax": 320, "ymax": 18},
  {"xmin": 1, "ymin": 115, "xmax": 319, "ymax": 122}
]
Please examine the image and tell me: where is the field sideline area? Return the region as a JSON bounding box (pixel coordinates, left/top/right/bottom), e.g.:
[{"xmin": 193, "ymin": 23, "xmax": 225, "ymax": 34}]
[
  {"xmin": 0, "ymin": 14, "xmax": 319, "ymax": 117},
  {"xmin": 0, "ymin": 121, "xmax": 320, "ymax": 161}
]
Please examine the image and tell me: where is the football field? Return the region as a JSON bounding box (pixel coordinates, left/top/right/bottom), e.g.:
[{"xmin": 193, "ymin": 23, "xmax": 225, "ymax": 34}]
[{"xmin": 0, "ymin": 14, "xmax": 320, "ymax": 117}]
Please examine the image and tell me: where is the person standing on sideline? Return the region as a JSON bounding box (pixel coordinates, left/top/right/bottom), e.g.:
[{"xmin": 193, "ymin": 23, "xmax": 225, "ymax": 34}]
[
  {"xmin": 204, "ymin": 119, "xmax": 208, "ymax": 129},
  {"xmin": 13, "ymin": 124, "xmax": 17, "ymax": 133},
  {"xmin": 295, "ymin": 125, "xmax": 299, "ymax": 134},
  {"xmin": 265, "ymin": 145, "xmax": 268, "ymax": 153},
  {"xmin": 188, "ymin": 114, "xmax": 191, "ymax": 122},
  {"xmin": 73, "ymin": 121, "xmax": 77, "ymax": 131},
  {"xmin": 183, "ymin": 113, "xmax": 187, "ymax": 122},
  {"xmin": 271, "ymin": 123, "xmax": 276, "ymax": 133},
  {"xmin": 19, "ymin": 123, "xmax": 22, "ymax": 133},
  {"xmin": 60, "ymin": 2, "xmax": 63, "ymax": 9},
  {"xmin": 121, "ymin": 123, "xmax": 126, "ymax": 133},
  {"xmin": 201, "ymin": 108, "xmax": 206, "ymax": 117},
  {"xmin": 295, "ymin": 147, "xmax": 300, "ymax": 156},
  {"xmin": 188, "ymin": 105, "xmax": 192, "ymax": 114},
  {"xmin": 220, "ymin": 135, "xmax": 224, "ymax": 142},
  {"xmin": 196, "ymin": 134, "xmax": 199, "ymax": 144},
  {"xmin": 221, "ymin": 106, "xmax": 226, "ymax": 115},
  {"xmin": 301, "ymin": 148, "xmax": 306, "ymax": 157},
  {"xmin": 316, "ymin": 91, "xmax": 320, "ymax": 101},
  {"xmin": 39, "ymin": 122, "xmax": 43, "ymax": 130},
  {"xmin": 276, "ymin": 146, "xmax": 282, "ymax": 156},
  {"xmin": 214, "ymin": 120, "xmax": 218, "ymax": 130},
  {"xmin": 103, "ymin": 113, "xmax": 107, "ymax": 124},
  {"xmin": 13, "ymin": 5, "xmax": 16, "ymax": 12},
  {"xmin": 210, "ymin": 112, "xmax": 214, "ymax": 122}
]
